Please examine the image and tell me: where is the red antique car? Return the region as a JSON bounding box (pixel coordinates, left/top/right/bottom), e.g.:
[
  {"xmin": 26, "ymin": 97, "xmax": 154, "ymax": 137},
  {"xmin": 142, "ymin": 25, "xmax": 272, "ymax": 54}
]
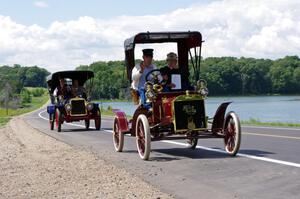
[
  {"xmin": 112, "ymin": 31, "xmax": 241, "ymax": 160},
  {"xmin": 46, "ymin": 71, "xmax": 101, "ymax": 132}
]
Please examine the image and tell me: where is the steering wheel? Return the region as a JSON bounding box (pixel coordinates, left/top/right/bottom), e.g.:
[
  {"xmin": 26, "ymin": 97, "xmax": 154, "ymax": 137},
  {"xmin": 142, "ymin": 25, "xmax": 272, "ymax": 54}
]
[{"xmin": 145, "ymin": 69, "xmax": 163, "ymax": 85}]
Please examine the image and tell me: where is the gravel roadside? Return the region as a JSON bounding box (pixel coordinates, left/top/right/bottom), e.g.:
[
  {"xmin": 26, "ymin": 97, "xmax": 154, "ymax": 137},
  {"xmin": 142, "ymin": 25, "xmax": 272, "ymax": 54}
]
[{"xmin": 0, "ymin": 117, "xmax": 173, "ymax": 199}]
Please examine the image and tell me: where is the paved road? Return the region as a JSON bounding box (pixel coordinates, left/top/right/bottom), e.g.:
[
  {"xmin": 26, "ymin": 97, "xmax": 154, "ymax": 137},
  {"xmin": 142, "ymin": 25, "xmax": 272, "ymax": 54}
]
[{"xmin": 23, "ymin": 108, "xmax": 300, "ymax": 199}]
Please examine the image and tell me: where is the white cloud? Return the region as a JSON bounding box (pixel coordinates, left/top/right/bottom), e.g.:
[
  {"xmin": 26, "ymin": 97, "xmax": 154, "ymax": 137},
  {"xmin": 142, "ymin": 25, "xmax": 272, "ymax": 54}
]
[
  {"xmin": 1, "ymin": 0, "xmax": 300, "ymax": 72},
  {"xmin": 33, "ymin": 1, "xmax": 48, "ymax": 8}
]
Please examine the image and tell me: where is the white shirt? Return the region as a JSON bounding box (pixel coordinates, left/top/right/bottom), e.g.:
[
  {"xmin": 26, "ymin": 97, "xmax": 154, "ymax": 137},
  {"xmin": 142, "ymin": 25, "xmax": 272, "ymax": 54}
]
[{"xmin": 131, "ymin": 63, "xmax": 157, "ymax": 90}]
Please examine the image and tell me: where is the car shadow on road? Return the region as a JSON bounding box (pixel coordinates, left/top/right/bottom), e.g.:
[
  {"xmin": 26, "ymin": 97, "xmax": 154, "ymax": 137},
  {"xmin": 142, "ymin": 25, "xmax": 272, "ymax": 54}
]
[
  {"xmin": 152, "ymin": 148, "xmax": 231, "ymax": 160},
  {"xmin": 238, "ymin": 149, "xmax": 275, "ymax": 157},
  {"xmin": 54, "ymin": 129, "xmax": 104, "ymax": 134}
]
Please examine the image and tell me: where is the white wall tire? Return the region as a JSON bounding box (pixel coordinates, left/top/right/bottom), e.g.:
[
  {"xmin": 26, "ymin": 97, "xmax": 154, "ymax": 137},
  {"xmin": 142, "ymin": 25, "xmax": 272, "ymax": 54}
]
[
  {"xmin": 113, "ymin": 117, "xmax": 124, "ymax": 152},
  {"xmin": 136, "ymin": 114, "xmax": 151, "ymax": 160},
  {"xmin": 224, "ymin": 111, "xmax": 241, "ymax": 156}
]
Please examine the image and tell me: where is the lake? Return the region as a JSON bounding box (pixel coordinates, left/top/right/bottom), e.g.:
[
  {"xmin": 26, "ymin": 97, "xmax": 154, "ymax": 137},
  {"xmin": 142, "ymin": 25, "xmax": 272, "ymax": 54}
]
[{"xmin": 99, "ymin": 96, "xmax": 300, "ymax": 123}]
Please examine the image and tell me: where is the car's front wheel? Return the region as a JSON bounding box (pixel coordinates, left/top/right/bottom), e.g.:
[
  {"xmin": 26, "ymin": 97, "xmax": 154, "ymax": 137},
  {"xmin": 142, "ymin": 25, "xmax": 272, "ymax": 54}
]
[
  {"xmin": 136, "ymin": 114, "xmax": 151, "ymax": 160},
  {"xmin": 55, "ymin": 109, "xmax": 62, "ymax": 132},
  {"xmin": 223, "ymin": 111, "xmax": 241, "ymax": 156},
  {"xmin": 94, "ymin": 108, "xmax": 101, "ymax": 130}
]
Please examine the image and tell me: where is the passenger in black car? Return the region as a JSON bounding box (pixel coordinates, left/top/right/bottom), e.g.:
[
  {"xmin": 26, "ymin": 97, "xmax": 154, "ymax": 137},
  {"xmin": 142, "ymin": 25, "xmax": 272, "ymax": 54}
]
[{"xmin": 160, "ymin": 52, "xmax": 180, "ymax": 92}]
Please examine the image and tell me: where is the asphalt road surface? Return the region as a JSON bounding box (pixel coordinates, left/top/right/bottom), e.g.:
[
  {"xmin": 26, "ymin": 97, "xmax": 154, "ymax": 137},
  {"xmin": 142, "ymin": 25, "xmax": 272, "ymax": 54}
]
[{"xmin": 23, "ymin": 108, "xmax": 300, "ymax": 199}]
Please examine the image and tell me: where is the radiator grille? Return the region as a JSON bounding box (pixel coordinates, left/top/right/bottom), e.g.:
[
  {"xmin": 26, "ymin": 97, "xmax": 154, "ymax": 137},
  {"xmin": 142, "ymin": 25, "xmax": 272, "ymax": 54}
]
[
  {"xmin": 71, "ymin": 99, "xmax": 86, "ymax": 115},
  {"xmin": 174, "ymin": 100, "xmax": 206, "ymax": 131}
]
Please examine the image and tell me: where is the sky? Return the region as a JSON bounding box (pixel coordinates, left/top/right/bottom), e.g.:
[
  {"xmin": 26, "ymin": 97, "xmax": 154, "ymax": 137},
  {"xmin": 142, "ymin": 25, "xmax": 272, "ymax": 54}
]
[{"xmin": 0, "ymin": 0, "xmax": 299, "ymax": 72}]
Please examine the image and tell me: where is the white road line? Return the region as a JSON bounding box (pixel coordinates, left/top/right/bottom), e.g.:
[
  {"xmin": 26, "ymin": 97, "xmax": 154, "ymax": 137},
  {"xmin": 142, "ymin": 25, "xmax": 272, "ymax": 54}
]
[
  {"xmin": 37, "ymin": 110, "xmax": 300, "ymax": 168},
  {"xmin": 242, "ymin": 125, "xmax": 300, "ymax": 131},
  {"xmin": 243, "ymin": 132, "xmax": 300, "ymax": 140},
  {"xmin": 161, "ymin": 140, "xmax": 300, "ymax": 168}
]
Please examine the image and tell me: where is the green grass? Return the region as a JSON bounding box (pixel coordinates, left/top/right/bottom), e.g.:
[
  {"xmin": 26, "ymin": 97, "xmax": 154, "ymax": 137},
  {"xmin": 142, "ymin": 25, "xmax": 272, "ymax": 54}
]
[
  {"xmin": 0, "ymin": 91, "xmax": 48, "ymax": 127},
  {"xmin": 100, "ymin": 108, "xmax": 115, "ymax": 117},
  {"xmin": 97, "ymin": 99, "xmax": 131, "ymax": 102},
  {"xmin": 242, "ymin": 118, "xmax": 300, "ymax": 128}
]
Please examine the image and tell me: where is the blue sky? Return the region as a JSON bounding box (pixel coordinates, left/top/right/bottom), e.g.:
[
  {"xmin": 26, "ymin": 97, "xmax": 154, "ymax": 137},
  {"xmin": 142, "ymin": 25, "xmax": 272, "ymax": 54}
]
[
  {"xmin": 0, "ymin": 0, "xmax": 299, "ymax": 71},
  {"xmin": 0, "ymin": 0, "xmax": 216, "ymax": 26}
]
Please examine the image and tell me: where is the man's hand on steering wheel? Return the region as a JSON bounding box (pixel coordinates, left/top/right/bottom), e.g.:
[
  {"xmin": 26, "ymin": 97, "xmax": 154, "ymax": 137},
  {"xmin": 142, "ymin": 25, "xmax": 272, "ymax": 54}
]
[{"xmin": 145, "ymin": 69, "xmax": 164, "ymax": 85}]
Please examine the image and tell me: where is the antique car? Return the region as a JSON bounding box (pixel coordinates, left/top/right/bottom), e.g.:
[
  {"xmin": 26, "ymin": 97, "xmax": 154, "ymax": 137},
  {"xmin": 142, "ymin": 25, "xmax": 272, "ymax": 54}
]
[
  {"xmin": 46, "ymin": 70, "xmax": 101, "ymax": 132},
  {"xmin": 112, "ymin": 31, "xmax": 241, "ymax": 160}
]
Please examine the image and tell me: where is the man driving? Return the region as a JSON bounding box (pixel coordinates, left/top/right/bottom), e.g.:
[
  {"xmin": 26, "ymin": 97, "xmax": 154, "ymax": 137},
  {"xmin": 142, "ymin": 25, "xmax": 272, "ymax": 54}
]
[
  {"xmin": 131, "ymin": 49, "xmax": 157, "ymax": 109},
  {"xmin": 54, "ymin": 78, "xmax": 72, "ymax": 99}
]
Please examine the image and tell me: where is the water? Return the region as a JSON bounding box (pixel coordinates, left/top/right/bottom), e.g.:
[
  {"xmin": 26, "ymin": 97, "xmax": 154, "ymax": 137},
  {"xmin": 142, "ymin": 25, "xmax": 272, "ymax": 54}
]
[{"xmin": 99, "ymin": 96, "xmax": 300, "ymax": 123}]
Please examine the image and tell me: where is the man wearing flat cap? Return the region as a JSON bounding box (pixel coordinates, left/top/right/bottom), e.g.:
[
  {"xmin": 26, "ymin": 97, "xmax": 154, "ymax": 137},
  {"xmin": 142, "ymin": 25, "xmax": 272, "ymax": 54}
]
[{"xmin": 131, "ymin": 48, "xmax": 157, "ymax": 109}]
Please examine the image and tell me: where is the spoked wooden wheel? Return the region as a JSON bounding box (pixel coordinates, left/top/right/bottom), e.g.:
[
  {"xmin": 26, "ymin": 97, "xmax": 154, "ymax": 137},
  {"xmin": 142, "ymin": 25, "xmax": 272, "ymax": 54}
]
[
  {"xmin": 55, "ymin": 109, "xmax": 62, "ymax": 132},
  {"xmin": 224, "ymin": 111, "xmax": 241, "ymax": 156},
  {"xmin": 85, "ymin": 119, "xmax": 90, "ymax": 130},
  {"xmin": 49, "ymin": 113, "xmax": 54, "ymax": 130},
  {"xmin": 136, "ymin": 114, "xmax": 151, "ymax": 160},
  {"xmin": 113, "ymin": 117, "xmax": 124, "ymax": 152},
  {"xmin": 187, "ymin": 138, "xmax": 198, "ymax": 150},
  {"xmin": 95, "ymin": 108, "xmax": 101, "ymax": 130}
]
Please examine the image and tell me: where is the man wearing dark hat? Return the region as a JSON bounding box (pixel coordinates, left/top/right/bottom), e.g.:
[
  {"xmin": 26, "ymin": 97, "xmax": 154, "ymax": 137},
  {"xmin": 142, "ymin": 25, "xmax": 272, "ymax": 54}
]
[{"xmin": 132, "ymin": 48, "xmax": 157, "ymax": 109}]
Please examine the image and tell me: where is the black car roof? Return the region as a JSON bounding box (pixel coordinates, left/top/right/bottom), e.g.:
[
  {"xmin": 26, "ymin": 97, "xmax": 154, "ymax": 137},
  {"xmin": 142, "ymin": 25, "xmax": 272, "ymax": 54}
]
[
  {"xmin": 124, "ymin": 31, "xmax": 202, "ymax": 81},
  {"xmin": 124, "ymin": 31, "xmax": 202, "ymax": 51},
  {"xmin": 47, "ymin": 70, "xmax": 94, "ymax": 93}
]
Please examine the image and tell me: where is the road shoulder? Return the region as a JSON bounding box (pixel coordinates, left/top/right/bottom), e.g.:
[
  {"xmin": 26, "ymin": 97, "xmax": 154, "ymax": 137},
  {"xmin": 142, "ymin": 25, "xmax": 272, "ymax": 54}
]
[{"xmin": 0, "ymin": 117, "xmax": 173, "ymax": 199}]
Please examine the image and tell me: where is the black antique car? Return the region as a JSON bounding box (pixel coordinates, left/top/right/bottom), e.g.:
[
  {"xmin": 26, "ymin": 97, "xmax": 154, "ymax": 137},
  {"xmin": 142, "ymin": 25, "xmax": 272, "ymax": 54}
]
[
  {"xmin": 46, "ymin": 70, "xmax": 101, "ymax": 132},
  {"xmin": 112, "ymin": 31, "xmax": 241, "ymax": 160}
]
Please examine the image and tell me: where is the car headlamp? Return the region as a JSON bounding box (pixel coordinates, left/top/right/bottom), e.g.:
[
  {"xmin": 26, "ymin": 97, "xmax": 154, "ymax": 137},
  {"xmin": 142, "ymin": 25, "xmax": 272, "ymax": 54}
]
[
  {"xmin": 65, "ymin": 103, "xmax": 72, "ymax": 111},
  {"xmin": 196, "ymin": 79, "xmax": 209, "ymax": 98},
  {"xmin": 58, "ymin": 95, "xmax": 64, "ymax": 102},
  {"xmin": 86, "ymin": 103, "xmax": 94, "ymax": 111},
  {"xmin": 200, "ymin": 87, "xmax": 209, "ymax": 97}
]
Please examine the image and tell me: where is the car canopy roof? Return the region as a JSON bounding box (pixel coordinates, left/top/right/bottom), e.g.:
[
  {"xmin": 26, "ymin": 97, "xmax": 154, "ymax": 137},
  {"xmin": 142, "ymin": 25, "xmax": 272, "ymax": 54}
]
[
  {"xmin": 46, "ymin": 70, "xmax": 94, "ymax": 93},
  {"xmin": 124, "ymin": 31, "xmax": 202, "ymax": 81}
]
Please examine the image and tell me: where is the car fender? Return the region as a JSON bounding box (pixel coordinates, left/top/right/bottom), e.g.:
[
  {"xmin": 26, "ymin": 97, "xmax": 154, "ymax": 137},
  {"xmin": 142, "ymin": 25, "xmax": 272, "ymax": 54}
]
[
  {"xmin": 113, "ymin": 109, "xmax": 129, "ymax": 133},
  {"xmin": 211, "ymin": 102, "xmax": 232, "ymax": 133},
  {"xmin": 47, "ymin": 104, "xmax": 56, "ymax": 115}
]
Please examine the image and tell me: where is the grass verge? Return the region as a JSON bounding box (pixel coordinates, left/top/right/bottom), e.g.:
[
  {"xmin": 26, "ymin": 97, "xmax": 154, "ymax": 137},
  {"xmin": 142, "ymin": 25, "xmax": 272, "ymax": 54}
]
[
  {"xmin": 0, "ymin": 91, "xmax": 48, "ymax": 127},
  {"xmin": 241, "ymin": 118, "xmax": 300, "ymax": 128}
]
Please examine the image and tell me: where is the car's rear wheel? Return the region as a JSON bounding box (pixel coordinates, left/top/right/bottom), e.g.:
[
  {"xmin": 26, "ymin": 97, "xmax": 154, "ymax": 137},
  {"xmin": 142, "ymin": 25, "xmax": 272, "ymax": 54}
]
[
  {"xmin": 55, "ymin": 109, "xmax": 62, "ymax": 132},
  {"xmin": 94, "ymin": 108, "xmax": 101, "ymax": 130},
  {"xmin": 187, "ymin": 138, "xmax": 198, "ymax": 150},
  {"xmin": 136, "ymin": 114, "xmax": 151, "ymax": 160},
  {"xmin": 113, "ymin": 117, "xmax": 124, "ymax": 152},
  {"xmin": 224, "ymin": 111, "xmax": 241, "ymax": 156},
  {"xmin": 49, "ymin": 113, "xmax": 54, "ymax": 130},
  {"xmin": 85, "ymin": 119, "xmax": 90, "ymax": 130}
]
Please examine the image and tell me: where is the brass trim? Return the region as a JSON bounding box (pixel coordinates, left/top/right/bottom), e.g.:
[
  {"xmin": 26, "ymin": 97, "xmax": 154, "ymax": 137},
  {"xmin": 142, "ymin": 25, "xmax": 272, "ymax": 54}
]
[
  {"xmin": 69, "ymin": 98, "xmax": 87, "ymax": 116},
  {"xmin": 172, "ymin": 94, "xmax": 207, "ymax": 132},
  {"xmin": 175, "ymin": 128, "xmax": 207, "ymax": 133}
]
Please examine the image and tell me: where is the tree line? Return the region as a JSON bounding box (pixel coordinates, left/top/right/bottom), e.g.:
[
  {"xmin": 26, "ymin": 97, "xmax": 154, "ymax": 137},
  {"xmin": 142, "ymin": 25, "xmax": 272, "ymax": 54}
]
[
  {"xmin": 0, "ymin": 64, "xmax": 50, "ymax": 108},
  {"xmin": 1, "ymin": 55, "xmax": 300, "ymax": 102},
  {"xmin": 77, "ymin": 56, "xmax": 300, "ymax": 99}
]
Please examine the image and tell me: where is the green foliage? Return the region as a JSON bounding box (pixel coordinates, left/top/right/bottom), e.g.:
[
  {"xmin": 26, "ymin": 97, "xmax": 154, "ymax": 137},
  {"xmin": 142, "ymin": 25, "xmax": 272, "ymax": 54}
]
[
  {"xmin": 0, "ymin": 92, "xmax": 48, "ymax": 126},
  {"xmin": 29, "ymin": 87, "xmax": 46, "ymax": 97},
  {"xmin": 77, "ymin": 56, "xmax": 300, "ymax": 99},
  {"xmin": 242, "ymin": 117, "xmax": 300, "ymax": 128},
  {"xmin": 77, "ymin": 61, "xmax": 129, "ymax": 100},
  {"xmin": 0, "ymin": 65, "xmax": 50, "ymax": 95},
  {"xmin": 21, "ymin": 88, "xmax": 32, "ymax": 104}
]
